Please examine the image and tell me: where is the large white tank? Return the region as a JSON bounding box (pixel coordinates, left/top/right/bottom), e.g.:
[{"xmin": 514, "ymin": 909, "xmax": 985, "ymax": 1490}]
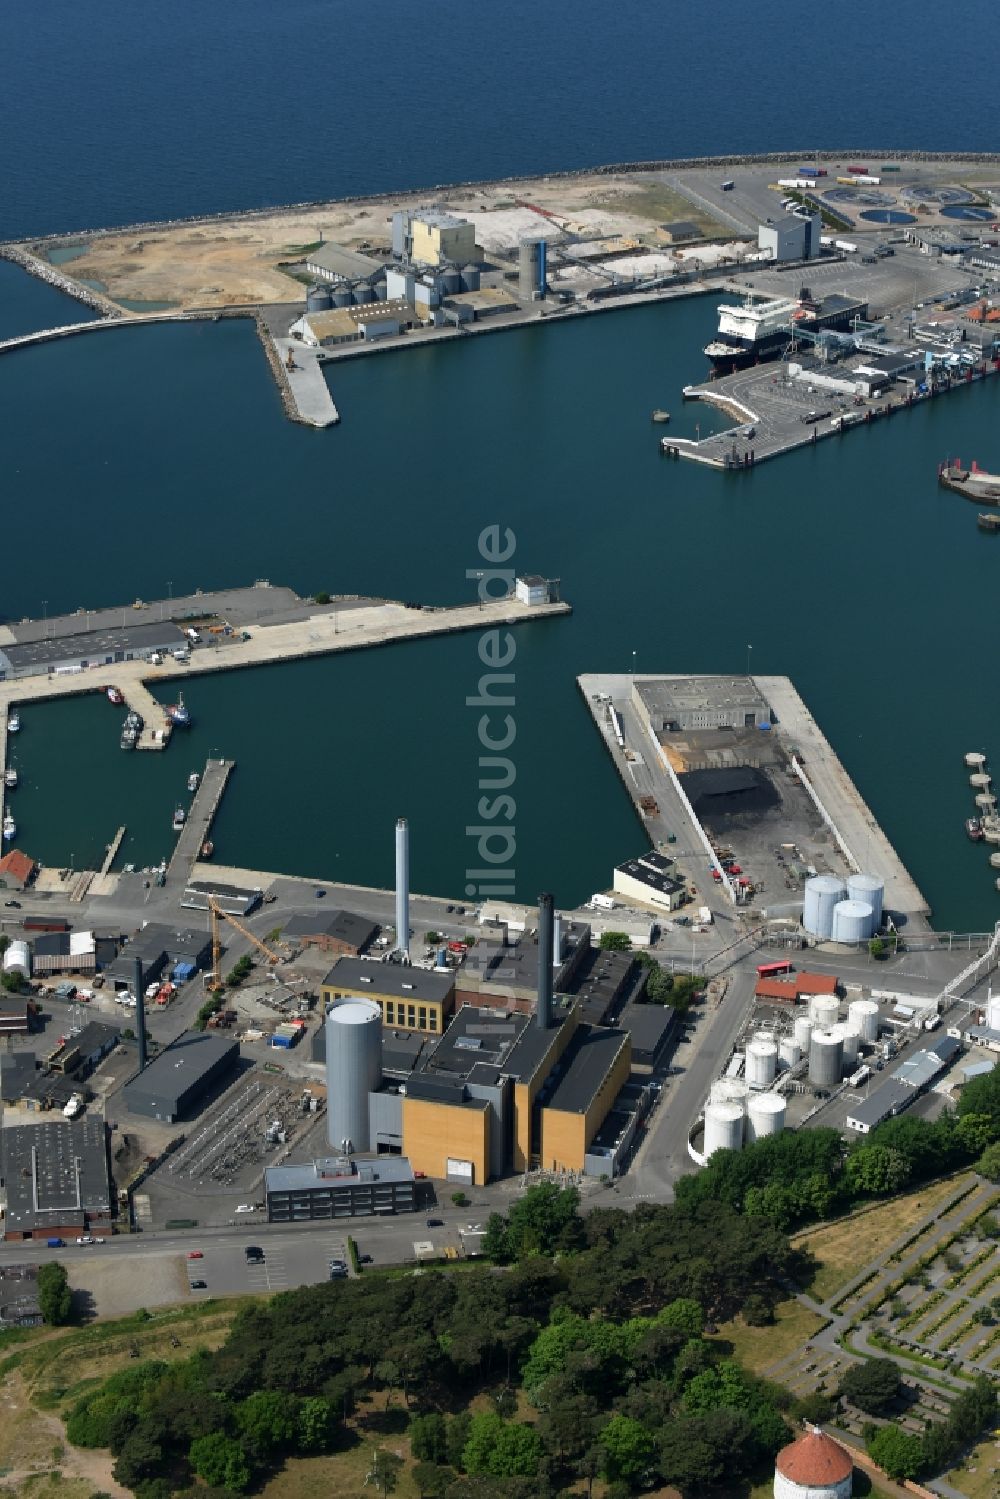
[
  {"xmin": 831, "ymin": 1023, "xmax": 859, "ymax": 1067},
  {"xmin": 746, "ymin": 1037, "xmax": 778, "ymax": 1089},
  {"xmin": 778, "ymin": 1037, "xmax": 801, "ymax": 1069},
  {"xmin": 809, "ymin": 1029, "xmax": 844, "ymax": 1086},
  {"xmin": 848, "ymin": 998, "xmax": 879, "ymax": 1042},
  {"xmin": 793, "ymin": 1014, "xmax": 814, "ymax": 1051},
  {"xmin": 847, "ymin": 874, "xmax": 884, "ymax": 929},
  {"xmin": 986, "ymin": 993, "xmax": 1000, "ymax": 1032},
  {"xmin": 325, "ymin": 999, "xmax": 382, "ymax": 1153},
  {"xmin": 746, "ymin": 1092, "xmax": 787, "ymax": 1141},
  {"xmin": 802, "ymin": 874, "xmax": 847, "ymax": 938},
  {"xmin": 710, "ymin": 1078, "xmax": 749, "ymax": 1108},
  {"xmin": 810, "ymin": 993, "xmax": 839, "ymax": 1028},
  {"xmin": 704, "ymin": 1101, "xmax": 744, "ymax": 1156},
  {"xmin": 2, "ymin": 940, "xmax": 29, "ymax": 976},
  {"xmin": 831, "ymin": 898, "xmax": 876, "ymax": 944}
]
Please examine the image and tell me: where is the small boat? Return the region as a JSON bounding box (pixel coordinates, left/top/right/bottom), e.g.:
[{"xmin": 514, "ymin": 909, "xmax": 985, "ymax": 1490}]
[
  {"xmin": 167, "ymin": 693, "xmax": 191, "ymax": 728},
  {"xmin": 7, "ymin": 712, "xmax": 20, "ymax": 733},
  {"xmin": 120, "ymin": 730, "xmax": 136, "ymax": 750},
  {"xmin": 125, "ymin": 710, "xmax": 143, "ymax": 730},
  {"xmin": 978, "ymin": 513, "xmax": 1000, "ymax": 532},
  {"xmin": 2, "ymin": 812, "xmax": 15, "ymax": 842},
  {"xmin": 106, "ymin": 686, "xmax": 125, "ymax": 705},
  {"xmin": 172, "ymin": 804, "xmax": 186, "ymax": 831},
  {"xmin": 652, "ymin": 409, "xmax": 671, "ymax": 424},
  {"xmin": 3, "ymin": 767, "xmax": 17, "ymax": 789},
  {"xmin": 967, "ymin": 817, "xmax": 985, "ymax": 841},
  {"xmin": 200, "ymin": 838, "xmax": 214, "ymax": 859},
  {"xmin": 187, "ymin": 772, "xmax": 200, "ymax": 793}
]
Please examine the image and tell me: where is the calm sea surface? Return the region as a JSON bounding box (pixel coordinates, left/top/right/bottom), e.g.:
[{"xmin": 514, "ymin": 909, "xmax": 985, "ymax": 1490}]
[{"xmin": 1, "ymin": 0, "xmax": 998, "ymax": 925}]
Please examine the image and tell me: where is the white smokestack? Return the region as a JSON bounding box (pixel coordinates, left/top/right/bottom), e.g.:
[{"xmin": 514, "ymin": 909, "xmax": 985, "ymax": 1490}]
[{"xmin": 395, "ymin": 817, "xmax": 410, "ymax": 961}]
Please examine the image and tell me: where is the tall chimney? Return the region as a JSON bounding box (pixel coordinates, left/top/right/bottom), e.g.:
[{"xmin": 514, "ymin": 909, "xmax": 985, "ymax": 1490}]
[
  {"xmin": 395, "ymin": 817, "xmax": 410, "ymax": 961},
  {"xmin": 133, "ymin": 956, "xmax": 147, "ymax": 1071},
  {"xmin": 537, "ymin": 893, "xmax": 553, "ymax": 1030},
  {"xmin": 552, "ymin": 912, "xmax": 562, "ymax": 971}
]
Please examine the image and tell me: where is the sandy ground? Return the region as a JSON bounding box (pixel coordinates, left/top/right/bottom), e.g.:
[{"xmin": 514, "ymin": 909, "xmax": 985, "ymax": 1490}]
[
  {"xmin": 0, "ymin": 1371, "xmax": 129, "ymax": 1499},
  {"xmin": 69, "ymin": 1249, "xmax": 190, "ymax": 1317}
]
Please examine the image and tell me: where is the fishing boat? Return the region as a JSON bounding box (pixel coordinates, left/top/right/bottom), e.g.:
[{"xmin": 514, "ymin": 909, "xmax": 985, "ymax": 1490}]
[
  {"xmin": 3, "ymin": 767, "xmax": 17, "ymax": 789},
  {"xmin": 7, "ymin": 712, "xmax": 20, "ymax": 733},
  {"xmin": 187, "ymin": 772, "xmax": 200, "ymax": 793},
  {"xmin": 167, "ymin": 693, "xmax": 191, "ymax": 728},
  {"xmin": 120, "ymin": 729, "xmax": 136, "ymax": 751},
  {"xmin": 125, "ymin": 710, "xmax": 143, "ymax": 730},
  {"xmin": 200, "ymin": 838, "xmax": 214, "ymax": 859},
  {"xmin": 106, "ymin": 686, "xmax": 125, "ymax": 705},
  {"xmin": 172, "ymin": 804, "xmax": 186, "ymax": 831},
  {"xmin": 2, "ymin": 812, "xmax": 16, "ymax": 842},
  {"xmin": 978, "ymin": 513, "xmax": 1000, "ymax": 532},
  {"xmin": 967, "ymin": 817, "xmax": 985, "ymax": 841}
]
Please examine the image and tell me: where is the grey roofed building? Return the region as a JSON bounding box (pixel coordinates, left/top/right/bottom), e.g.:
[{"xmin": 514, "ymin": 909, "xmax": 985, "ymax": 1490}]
[
  {"xmin": 304, "ymin": 243, "xmax": 384, "ymax": 282},
  {"xmin": 0, "ymin": 621, "xmax": 187, "ymax": 680},
  {"xmin": 618, "ymin": 1002, "xmax": 676, "ymax": 1068},
  {"xmin": 265, "ymin": 1155, "xmax": 418, "ymax": 1221},
  {"xmin": 632, "ymin": 674, "xmax": 770, "ymax": 733},
  {"xmin": 844, "ymin": 1077, "xmax": 915, "ymax": 1134},
  {"xmin": 540, "ymin": 1025, "xmax": 629, "ymax": 1115},
  {"xmin": 122, "ymin": 1033, "xmax": 239, "ymax": 1122},
  {"xmin": 284, "ymin": 908, "xmax": 378, "ymax": 952},
  {"xmin": 1, "ymin": 1116, "xmax": 111, "ymax": 1237},
  {"xmin": 0, "ymin": 1051, "xmax": 37, "ymax": 1102},
  {"xmin": 181, "ymin": 880, "xmax": 261, "ymax": 916},
  {"xmin": 892, "ymin": 1034, "xmax": 961, "ymax": 1089},
  {"xmin": 322, "ymin": 957, "xmax": 455, "ymax": 1004},
  {"xmin": 105, "ymin": 923, "xmax": 211, "ymax": 986},
  {"xmin": 661, "ymin": 220, "xmax": 701, "ymax": 240},
  {"xmin": 567, "ymin": 948, "xmax": 640, "ymax": 1026}
]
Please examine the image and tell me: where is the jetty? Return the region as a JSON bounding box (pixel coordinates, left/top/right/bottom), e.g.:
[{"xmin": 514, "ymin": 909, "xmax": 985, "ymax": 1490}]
[
  {"xmin": 99, "ymin": 825, "xmax": 127, "ymax": 877},
  {"xmin": 168, "ymin": 759, "xmax": 235, "ymax": 879}
]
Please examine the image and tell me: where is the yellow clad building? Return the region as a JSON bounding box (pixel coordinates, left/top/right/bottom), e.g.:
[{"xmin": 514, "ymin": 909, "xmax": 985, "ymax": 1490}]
[
  {"xmin": 410, "ymin": 209, "xmax": 478, "ymax": 268},
  {"xmin": 321, "ymin": 957, "xmax": 455, "ymax": 1036}
]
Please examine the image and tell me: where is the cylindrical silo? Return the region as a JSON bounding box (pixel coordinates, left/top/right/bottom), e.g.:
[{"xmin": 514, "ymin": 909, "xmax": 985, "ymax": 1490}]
[
  {"xmin": 746, "ymin": 1092, "xmax": 787, "ymax": 1141},
  {"xmin": 704, "ymin": 1101, "xmax": 744, "ymax": 1156},
  {"xmin": 746, "ymin": 1037, "xmax": 778, "ymax": 1089},
  {"xmin": 986, "ymin": 994, "xmax": 1000, "ymax": 1031},
  {"xmin": 809, "ymin": 1029, "xmax": 844, "ymax": 1086},
  {"xmin": 794, "ymin": 1014, "xmax": 814, "ymax": 1051},
  {"xmin": 778, "ymin": 1037, "xmax": 801, "ymax": 1069},
  {"xmin": 802, "ymin": 875, "xmax": 847, "ymax": 938},
  {"xmin": 2, "ymin": 939, "xmax": 30, "ymax": 976},
  {"xmin": 848, "ymin": 874, "xmax": 884, "ymax": 929},
  {"xmin": 831, "ymin": 899, "xmax": 875, "ymax": 944},
  {"xmin": 810, "ymin": 993, "xmax": 839, "ymax": 1028},
  {"xmin": 460, "ymin": 263, "xmax": 481, "ymax": 293},
  {"xmin": 332, "ymin": 284, "xmax": 353, "ymax": 308},
  {"xmin": 518, "ymin": 235, "xmax": 547, "ymax": 299},
  {"xmin": 848, "ymin": 998, "xmax": 879, "ymax": 1042},
  {"xmin": 441, "ymin": 266, "xmax": 462, "ymax": 295},
  {"xmin": 353, "ymin": 283, "xmax": 375, "ymax": 305},
  {"xmin": 831, "ymin": 1023, "xmax": 859, "ymax": 1067},
  {"xmin": 306, "ymin": 283, "xmax": 333, "ymax": 313},
  {"xmin": 710, "ymin": 1078, "xmax": 749, "ymax": 1108},
  {"xmin": 326, "ymin": 999, "xmax": 382, "ymax": 1153}
]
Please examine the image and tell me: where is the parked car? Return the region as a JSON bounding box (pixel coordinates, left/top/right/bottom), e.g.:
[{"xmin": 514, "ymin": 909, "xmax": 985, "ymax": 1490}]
[
  {"xmin": 244, "ymin": 1246, "xmax": 264, "ymax": 1263},
  {"xmin": 3, "ymin": 899, "xmax": 21, "ymax": 909},
  {"xmin": 76, "ymin": 1235, "xmax": 96, "ymax": 1246},
  {"xmin": 426, "ymin": 1218, "xmax": 443, "ymax": 1228},
  {"xmin": 187, "ymin": 1250, "xmax": 204, "ymax": 1260},
  {"xmin": 190, "ymin": 1280, "xmax": 208, "ymax": 1290}
]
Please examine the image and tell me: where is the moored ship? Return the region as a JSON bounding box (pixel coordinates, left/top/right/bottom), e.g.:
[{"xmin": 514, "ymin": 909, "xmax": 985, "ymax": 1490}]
[
  {"xmin": 168, "ymin": 693, "xmax": 191, "ymax": 728},
  {"xmin": 705, "ymin": 288, "xmax": 869, "ymax": 373}
]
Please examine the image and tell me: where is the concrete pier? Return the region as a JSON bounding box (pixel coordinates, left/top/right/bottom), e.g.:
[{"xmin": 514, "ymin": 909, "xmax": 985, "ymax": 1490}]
[
  {"xmin": 100, "ymin": 825, "xmax": 127, "ymax": 877},
  {"xmin": 168, "ymin": 759, "xmax": 235, "ymax": 878},
  {"xmin": 272, "ymin": 338, "xmax": 339, "ymax": 427}
]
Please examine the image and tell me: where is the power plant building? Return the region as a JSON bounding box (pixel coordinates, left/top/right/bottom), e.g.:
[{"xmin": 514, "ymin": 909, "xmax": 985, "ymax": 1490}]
[
  {"xmin": 393, "ymin": 208, "xmax": 478, "ymax": 267},
  {"xmin": 122, "ymin": 1033, "xmax": 239, "ymax": 1122},
  {"xmin": 321, "ymin": 958, "xmax": 456, "ymax": 1036}
]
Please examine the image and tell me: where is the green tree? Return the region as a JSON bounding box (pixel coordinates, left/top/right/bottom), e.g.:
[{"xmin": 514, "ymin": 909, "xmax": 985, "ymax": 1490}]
[
  {"xmin": 0, "ymin": 970, "xmax": 23, "ymax": 993},
  {"xmin": 957, "ymin": 1112, "xmax": 997, "ymax": 1156},
  {"xmin": 112, "ymin": 1429, "xmax": 168, "ymax": 1493},
  {"xmin": 313, "ymin": 592, "xmax": 332, "ymax": 605},
  {"xmin": 866, "ymin": 1423, "xmax": 923, "ymax": 1481},
  {"xmin": 868, "ymin": 937, "xmax": 886, "ymax": 960},
  {"xmin": 445, "ymin": 1413, "xmax": 472, "ymax": 1471},
  {"xmin": 412, "ymin": 1462, "xmax": 451, "ymax": 1499},
  {"xmin": 235, "ymin": 1390, "xmax": 299, "ymax": 1454},
  {"xmin": 978, "ymin": 1140, "xmax": 1000, "ymax": 1183},
  {"xmin": 411, "ymin": 1413, "xmax": 448, "ymax": 1463},
  {"xmin": 37, "ymin": 1262, "xmax": 73, "ymax": 1325},
  {"xmin": 188, "ymin": 1432, "xmax": 252, "ymax": 1492},
  {"xmin": 463, "ymin": 1413, "xmax": 542, "ymax": 1479},
  {"xmin": 486, "ymin": 1184, "xmax": 583, "ymax": 1262},
  {"xmin": 845, "ymin": 1144, "xmax": 912, "ymax": 1197},
  {"xmin": 368, "ymin": 1448, "xmax": 402, "ymax": 1497},
  {"xmin": 298, "ymin": 1396, "xmax": 335, "ymax": 1453},
  {"xmin": 599, "ymin": 931, "xmax": 631, "ymax": 952},
  {"xmin": 839, "ymin": 1358, "xmax": 902, "ymax": 1416},
  {"xmin": 598, "ymin": 1414, "xmax": 657, "ymax": 1486}
]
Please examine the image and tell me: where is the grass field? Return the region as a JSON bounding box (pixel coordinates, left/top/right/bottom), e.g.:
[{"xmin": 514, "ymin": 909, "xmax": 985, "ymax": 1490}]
[
  {"xmin": 589, "ymin": 183, "xmax": 727, "ymax": 237},
  {"xmin": 793, "ymin": 1175, "xmax": 972, "ymax": 1304},
  {"xmin": 712, "ymin": 1298, "xmax": 826, "ymax": 1375}
]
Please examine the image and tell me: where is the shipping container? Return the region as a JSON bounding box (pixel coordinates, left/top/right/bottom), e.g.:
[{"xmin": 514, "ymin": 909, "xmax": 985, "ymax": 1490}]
[
  {"xmin": 798, "ymin": 167, "xmax": 819, "ymax": 177},
  {"xmin": 847, "ymin": 165, "xmax": 869, "ymax": 175},
  {"xmin": 880, "ymin": 164, "xmax": 901, "ymax": 173},
  {"xmin": 270, "ymin": 1034, "xmax": 293, "ymax": 1049},
  {"xmin": 24, "ymin": 917, "xmax": 70, "ymax": 932}
]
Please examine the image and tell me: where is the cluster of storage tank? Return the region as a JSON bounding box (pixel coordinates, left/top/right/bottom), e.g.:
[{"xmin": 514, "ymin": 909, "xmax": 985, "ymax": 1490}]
[
  {"xmin": 804, "ymin": 995, "xmax": 880, "ymax": 1085},
  {"xmin": 802, "ymin": 872, "xmax": 885, "ymax": 943},
  {"xmin": 704, "ymin": 1076, "xmax": 787, "ymax": 1155}
]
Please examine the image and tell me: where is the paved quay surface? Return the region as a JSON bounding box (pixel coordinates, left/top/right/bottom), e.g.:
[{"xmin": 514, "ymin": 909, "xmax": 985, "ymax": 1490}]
[
  {"xmin": 167, "ymin": 758, "xmax": 235, "ymax": 876},
  {"xmin": 273, "ymin": 337, "xmax": 339, "ymax": 427}
]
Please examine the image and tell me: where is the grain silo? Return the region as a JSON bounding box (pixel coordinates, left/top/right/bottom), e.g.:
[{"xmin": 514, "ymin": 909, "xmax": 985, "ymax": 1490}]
[
  {"xmin": 848, "ymin": 998, "xmax": 879, "ymax": 1042},
  {"xmin": 325, "ymin": 999, "xmax": 382, "ymax": 1153},
  {"xmin": 847, "ymin": 874, "xmax": 884, "ymax": 929},
  {"xmin": 802, "ymin": 875, "xmax": 847, "ymax": 938},
  {"xmin": 746, "ymin": 1037, "xmax": 778, "ymax": 1089},
  {"xmin": 809, "ymin": 993, "xmax": 839, "ymax": 1029},
  {"xmin": 518, "ymin": 234, "xmax": 548, "ymax": 299},
  {"xmin": 831, "ymin": 899, "xmax": 875, "ymax": 944},
  {"xmin": 704, "ymin": 1101, "xmax": 744, "ymax": 1156},
  {"xmin": 746, "ymin": 1092, "xmax": 787, "ymax": 1141},
  {"xmin": 808, "ymin": 1029, "xmax": 844, "ymax": 1087},
  {"xmin": 306, "ymin": 283, "xmax": 333, "ymax": 313}
]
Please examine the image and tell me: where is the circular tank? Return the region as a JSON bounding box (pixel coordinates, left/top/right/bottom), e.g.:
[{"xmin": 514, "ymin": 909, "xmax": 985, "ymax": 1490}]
[
  {"xmin": 440, "ymin": 267, "xmax": 462, "ymax": 294},
  {"xmin": 831, "ymin": 1023, "xmax": 859, "ymax": 1066},
  {"xmin": 326, "ymin": 999, "xmax": 382, "ymax": 1153},
  {"xmin": 460, "ymin": 263, "xmax": 481, "ymax": 292},
  {"xmin": 746, "ymin": 1092, "xmax": 787, "ymax": 1141},
  {"xmin": 778, "ymin": 1037, "xmax": 801, "ymax": 1069},
  {"xmin": 793, "ymin": 1015, "xmax": 814, "ymax": 1051},
  {"xmin": 710, "ymin": 1078, "xmax": 748, "ymax": 1108},
  {"xmin": 332, "ymin": 284, "xmax": 353, "ymax": 308},
  {"xmin": 809, "ymin": 1029, "xmax": 844, "ymax": 1086},
  {"xmin": 848, "ymin": 998, "xmax": 880, "ymax": 1042},
  {"xmin": 704, "ymin": 1101, "xmax": 744, "ymax": 1156},
  {"xmin": 2, "ymin": 939, "xmax": 29, "ymax": 976},
  {"xmin": 802, "ymin": 874, "xmax": 847, "ymax": 938},
  {"xmin": 746, "ymin": 1037, "xmax": 778, "ymax": 1089},
  {"xmin": 374, "ymin": 280, "xmax": 387, "ymax": 300},
  {"xmin": 810, "ymin": 993, "xmax": 839, "ymax": 1028},
  {"xmin": 987, "ymin": 994, "xmax": 1000, "ymax": 1031},
  {"xmin": 970, "ymin": 772, "xmax": 992, "ymax": 788},
  {"xmin": 847, "ymin": 874, "xmax": 884, "ymax": 929},
  {"xmin": 353, "ymin": 283, "xmax": 374, "ymax": 305},
  {"xmin": 966, "ymin": 751, "xmax": 988, "ymax": 768},
  {"xmin": 306, "ymin": 283, "xmax": 333, "ymax": 313},
  {"xmin": 831, "ymin": 898, "xmax": 876, "ymax": 943}
]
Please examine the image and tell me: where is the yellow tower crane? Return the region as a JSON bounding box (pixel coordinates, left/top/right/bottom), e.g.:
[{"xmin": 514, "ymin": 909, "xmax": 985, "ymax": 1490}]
[{"xmin": 205, "ymin": 896, "xmax": 280, "ymax": 991}]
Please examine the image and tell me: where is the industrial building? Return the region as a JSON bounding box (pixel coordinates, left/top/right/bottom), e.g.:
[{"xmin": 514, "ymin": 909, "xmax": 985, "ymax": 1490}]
[
  {"xmin": 758, "ymin": 211, "xmax": 821, "ymax": 262},
  {"xmin": 632, "ymin": 675, "xmax": 771, "ymax": 733},
  {"xmin": 46, "ymin": 1020, "xmax": 119, "ymax": 1078},
  {"xmin": 0, "ymin": 998, "xmax": 31, "ymax": 1036},
  {"xmin": 122, "ymin": 1032, "xmax": 239, "ymax": 1122},
  {"xmin": 453, "ymin": 918, "xmax": 590, "ymax": 1011},
  {"xmin": 289, "ymin": 298, "xmax": 416, "ymax": 348},
  {"xmin": 265, "ymin": 1155, "xmax": 418, "ymax": 1221},
  {"xmin": 514, "ymin": 575, "xmax": 555, "ymax": 605},
  {"xmin": 0, "ymin": 1266, "xmax": 43, "ymax": 1328},
  {"xmin": 0, "ymin": 1050, "xmax": 38, "ymax": 1103},
  {"xmin": 30, "ymin": 930, "xmax": 96, "ymax": 976},
  {"xmin": 392, "ymin": 208, "xmax": 478, "ymax": 268},
  {"xmin": 845, "ymin": 1035, "xmax": 959, "ymax": 1133},
  {"xmin": 284, "ymin": 908, "xmax": 378, "ymax": 956},
  {"xmin": 613, "ymin": 851, "xmax": 685, "ymax": 913},
  {"xmin": 0, "ymin": 850, "xmax": 36, "ymax": 891},
  {"xmin": 181, "ymin": 880, "xmax": 261, "ymax": 917},
  {"xmin": 303, "ymin": 243, "xmax": 384, "ymax": 286},
  {"xmin": 321, "ymin": 958, "xmax": 456, "ymax": 1036},
  {"xmin": 105, "ymin": 924, "xmax": 212, "ymax": 988},
  {"xmin": 659, "ymin": 221, "xmax": 701, "ymax": 243},
  {"xmin": 0, "ymin": 622, "xmax": 188, "ymax": 682},
  {"xmin": 1, "ymin": 1116, "xmax": 112, "ymax": 1240}
]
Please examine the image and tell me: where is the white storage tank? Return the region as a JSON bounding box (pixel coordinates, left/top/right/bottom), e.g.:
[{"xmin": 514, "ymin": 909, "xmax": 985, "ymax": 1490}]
[
  {"xmin": 793, "ymin": 1014, "xmax": 814, "ymax": 1051},
  {"xmin": 810, "ymin": 993, "xmax": 839, "ymax": 1028},
  {"xmin": 325, "ymin": 999, "xmax": 382, "ymax": 1153},
  {"xmin": 831, "ymin": 1023, "xmax": 859, "ymax": 1067},
  {"xmin": 746, "ymin": 1037, "xmax": 778, "ymax": 1089},
  {"xmin": 847, "ymin": 874, "xmax": 884, "ymax": 929},
  {"xmin": 831, "ymin": 898, "xmax": 875, "ymax": 944},
  {"xmin": 2, "ymin": 939, "xmax": 30, "ymax": 977},
  {"xmin": 710, "ymin": 1078, "xmax": 749, "ymax": 1108},
  {"xmin": 704, "ymin": 1101, "xmax": 744, "ymax": 1156},
  {"xmin": 802, "ymin": 874, "xmax": 847, "ymax": 938},
  {"xmin": 987, "ymin": 993, "xmax": 1000, "ymax": 1032},
  {"xmin": 778, "ymin": 1037, "xmax": 801, "ymax": 1069},
  {"xmin": 746, "ymin": 1092, "xmax": 787, "ymax": 1141},
  {"xmin": 809, "ymin": 1029, "xmax": 844, "ymax": 1086},
  {"xmin": 848, "ymin": 998, "xmax": 879, "ymax": 1042}
]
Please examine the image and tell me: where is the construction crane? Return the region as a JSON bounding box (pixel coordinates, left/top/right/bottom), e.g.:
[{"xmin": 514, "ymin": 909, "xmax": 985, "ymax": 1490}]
[{"xmin": 205, "ymin": 897, "xmax": 280, "ymax": 991}]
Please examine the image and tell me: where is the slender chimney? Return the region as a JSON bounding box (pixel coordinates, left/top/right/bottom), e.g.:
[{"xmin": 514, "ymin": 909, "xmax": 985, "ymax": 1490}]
[
  {"xmin": 537, "ymin": 893, "xmax": 553, "ymax": 1030},
  {"xmin": 395, "ymin": 817, "xmax": 410, "ymax": 961},
  {"xmin": 552, "ymin": 912, "xmax": 562, "ymax": 971},
  {"xmin": 133, "ymin": 956, "xmax": 147, "ymax": 1071}
]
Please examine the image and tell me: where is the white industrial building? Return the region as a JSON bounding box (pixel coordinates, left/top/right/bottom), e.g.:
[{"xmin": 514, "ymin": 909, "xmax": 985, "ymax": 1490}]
[
  {"xmin": 613, "ymin": 852, "xmax": 685, "ymax": 913},
  {"xmin": 758, "ymin": 211, "xmax": 821, "ymax": 263}
]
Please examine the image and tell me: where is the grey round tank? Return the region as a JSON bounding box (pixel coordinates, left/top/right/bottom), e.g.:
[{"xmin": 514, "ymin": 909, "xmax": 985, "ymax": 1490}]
[
  {"xmin": 326, "ymin": 999, "xmax": 382, "ymax": 1153},
  {"xmin": 808, "ymin": 1029, "xmax": 844, "ymax": 1086},
  {"xmin": 848, "ymin": 998, "xmax": 879, "ymax": 1042},
  {"xmin": 746, "ymin": 1038, "xmax": 778, "ymax": 1089},
  {"xmin": 802, "ymin": 874, "xmax": 847, "ymax": 938},
  {"xmin": 441, "ymin": 267, "xmax": 462, "ymax": 294},
  {"xmin": 793, "ymin": 1014, "xmax": 814, "ymax": 1051},
  {"xmin": 353, "ymin": 283, "xmax": 374, "ymax": 305},
  {"xmin": 332, "ymin": 285, "xmax": 353, "ymax": 308},
  {"xmin": 778, "ymin": 1037, "xmax": 801, "ymax": 1069},
  {"xmin": 374, "ymin": 280, "xmax": 388, "ymax": 301},
  {"xmin": 460, "ymin": 263, "xmax": 481, "ymax": 292},
  {"xmin": 306, "ymin": 283, "xmax": 333, "ymax": 313},
  {"xmin": 831, "ymin": 898, "xmax": 875, "ymax": 944},
  {"xmin": 847, "ymin": 874, "xmax": 884, "ymax": 929}
]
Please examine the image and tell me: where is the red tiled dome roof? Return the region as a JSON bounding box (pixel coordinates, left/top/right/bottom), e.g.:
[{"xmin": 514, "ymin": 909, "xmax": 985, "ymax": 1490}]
[{"xmin": 776, "ymin": 1429, "xmax": 853, "ymax": 1487}]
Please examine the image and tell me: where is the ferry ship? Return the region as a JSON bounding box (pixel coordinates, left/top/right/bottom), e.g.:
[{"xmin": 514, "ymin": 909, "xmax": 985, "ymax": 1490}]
[
  {"xmin": 167, "ymin": 693, "xmax": 191, "ymax": 728},
  {"xmin": 2, "ymin": 812, "xmax": 16, "ymax": 842},
  {"xmin": 172, "ymin": 804, "xmax": 186, "ymax": 831},
  {"xmin": 705, "ymin": 288, "xmax": 869, "ymax": 372}
]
